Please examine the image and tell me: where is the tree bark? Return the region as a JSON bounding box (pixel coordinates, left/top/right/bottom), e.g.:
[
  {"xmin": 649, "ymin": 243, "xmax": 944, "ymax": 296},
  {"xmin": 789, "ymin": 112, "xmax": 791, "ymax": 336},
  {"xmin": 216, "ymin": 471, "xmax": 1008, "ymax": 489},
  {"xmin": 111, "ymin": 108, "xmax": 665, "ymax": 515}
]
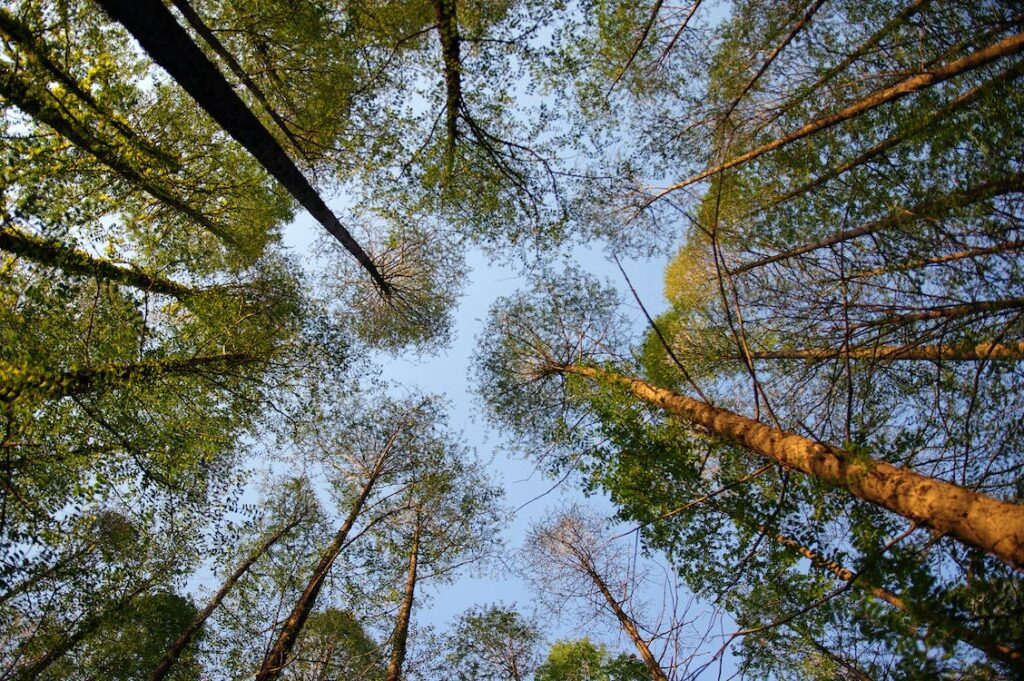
[
  {"xmin": 0, "ymin": 62, "xmax": 233, "ymax": 245},
  {"xmin": 385, "ymin": 514, "xmax": 422, "ymax": 681},
  {"xmin": 95, "ymin": 0, "xmax": 390, "ymax": 295},
  {"xmin": 557, "ymin": 364, "xmax": 1024, "ymax": 570},
  {"xmin": 729, "ymin": 172, "xmax": 1024, "ymax": 276},
  {"xmin": 431, "ymin": 0, "xmax": 462, "ymax": 155},
  {"xmin": 649, "ymin": 30, "xmax": 1024, "ymax": 202},
  {"xmin": 256, "ymin": 460, "xmax": 388, "ymax": 681},
  {"xmin": 148, "ymin": 514, "xmax": 304, "ymax": 681},
  {"xmin": 743, "ymin": 341, "xmax": 1024, "ymax": 362},
  {"xmin": 0, "ymin": 226, "xmax": 192, "ymax": 299},
  {"xmin": 0, "ymin": 7, "xmax": 178, "ymax": 169},
  {"xmin": 0, "ymin": 353, "xmax": 256, "ymax": 406}
]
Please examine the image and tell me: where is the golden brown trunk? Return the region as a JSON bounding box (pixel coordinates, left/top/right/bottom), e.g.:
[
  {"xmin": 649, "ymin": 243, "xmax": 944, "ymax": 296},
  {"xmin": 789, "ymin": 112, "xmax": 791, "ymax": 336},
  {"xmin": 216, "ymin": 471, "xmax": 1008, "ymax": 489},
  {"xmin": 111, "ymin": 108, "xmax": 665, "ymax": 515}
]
[
  {"xmin": 651, "ymin": 31, "xmax": 1024, "ymax": 201},
  {"xmin": 385, "ymin": 516, "xmax": 422, "ymax": 681},
  {"xmin": 256, "ymin": 469, "xmax": 383, "ymax": 681},
  {"xmin": 744, "ymin": 341, "xmax": 1024, "ymax": 362},
  {"xmin": 561, "ymin": 364, "xmax": 1024, "ymax": 570},
  {"xmin": 149, "ymin": 515, "xmax": 303, "ymax": 681}
]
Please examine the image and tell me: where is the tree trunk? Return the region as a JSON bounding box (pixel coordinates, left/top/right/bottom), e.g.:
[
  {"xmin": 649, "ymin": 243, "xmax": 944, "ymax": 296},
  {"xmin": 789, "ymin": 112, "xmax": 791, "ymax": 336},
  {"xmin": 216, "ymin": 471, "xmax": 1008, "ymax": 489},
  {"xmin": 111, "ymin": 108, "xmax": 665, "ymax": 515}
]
[
  {"xmin": 149, "ymin": 515, "xmax": 304, "ymax": 681},
  {"xmin": 256, "ymin": 464, "xmax": 386, "ymax": 681},
  {"xmin": 730, "ymin": 172, "xmax": 1024, "ymax": 276},
  {"xmin": 743, "ymin": 341, "xmax": 1024, "ymax": 362},
  {"xmin": 850, "ymin": 238, "xmax": 1024, "ymax": 280},
  {"xmin": 710, "ymin": 501, "xmax": 1024, "ymax": 670},
  {"xmin": 0, "ymin": 7, "xmax": 178, "ymax": 169},
  {"xmin": 13, "ymin": 581, "xmax": 152, "ymax": 680},
  {"xmin": 431, "ymin": 0, "xmax": 463, "ymax": 155},
  {"xmin": 0, "ymin": 63, "xmax": 233, "ymax": 246},
  {"xmin": 385, "ymin": 515, "xmax": 422, "ymax": 681},
  {"xmin": 649, "ymin": 30, "xmax": 1024, "ymax": 202},
  {"xmin": 571, "ymin": 547, "xmax": 669, "ymax": 681},
  {"xmin": 0, "ymin": 353, "xmax": 256, "ymax": 406},
  {"xmin": 167, "ymin": 0, "xmax": 306, "ymax": 155},
  {"xmin": 95, "ymin": 0, "xmax": 391, "ymax": 295},
  {"xmin": 0, "ymin": 226, "xmax": 192, "ymax": 299},
  {"xmin": 557, "ymin": 364, "xmax": 1024, "ymax": 570}
]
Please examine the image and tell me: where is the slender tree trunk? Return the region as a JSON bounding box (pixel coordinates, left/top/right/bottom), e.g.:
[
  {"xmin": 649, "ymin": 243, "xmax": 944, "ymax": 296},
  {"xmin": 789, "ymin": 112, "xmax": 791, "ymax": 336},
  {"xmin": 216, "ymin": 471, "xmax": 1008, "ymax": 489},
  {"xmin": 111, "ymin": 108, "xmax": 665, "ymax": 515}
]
[
  {"xmin": 385, "ymin": 515, "xmax": 422, "ymax": 681},
  {"xmin": 0, "ymin": 542, "xmax": 97, "ymax": 606},
  {"xmin": 709, "ymin": 502, "xmax": 1024, "ymax": 670},
  {"xmin": 148, "ymin": 515, "xmax": 304, "ymax": 681},
  {"xmin": 0, "ymin": 353, "xmax": 256, "ymax": 406},
  {"xmin": 742, "ymin": 341, "xmax": 1024, "ymax": 362},
  {"xmin": 850, "ymin": 239, "xmax": 1024, "ymax": 280},
  {"xmin": 0, "ymin": 8, "xmax": 178, "ymax": 169},
  {"xmin": 13, "ymin": 581, "xmax": 151, "ymax": 680},
  {"xmin": 556, "ymin": 364, "xmax": 1024, "ymax": 569},
  {"xmin": 573, "ymin": 550, "xmax": 669, "ymax": 681},
  {"xmin": 0, "ymin": 63, "xmax": 233, "ymax": 246},
  {"xmin": 650, "ymin": 30, "xmax": 1024, "ymax": 202},
  {"xmin": 95, "ymin": 0, "xmax": 391, "ymax": 295},
  {"xmin": 849, "ymin": 298, "xmax": 1024, "ymax": 330},
  {"xmin": 768, "ymin": 59, "xmax": 1024, "ymax": 210},
  {"xmin": 730, "ymin": 173, "xmax": 1024, "ymax": 276},
  {"xmin": 167, "ymin": 0, "xmax": 307, "ymax": 155},
  {"xmin": 256, "ymin": 463, "xmax": 387, "ymax": 681},
  {"xmin": 0, "ymin": 226, "xmax": 192, "ymax": 298}
]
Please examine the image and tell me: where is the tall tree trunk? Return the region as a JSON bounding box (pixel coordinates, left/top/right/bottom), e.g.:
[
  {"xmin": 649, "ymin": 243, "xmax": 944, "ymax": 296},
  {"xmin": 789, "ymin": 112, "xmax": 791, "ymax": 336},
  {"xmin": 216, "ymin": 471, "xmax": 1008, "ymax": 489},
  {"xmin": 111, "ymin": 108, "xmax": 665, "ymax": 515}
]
[
  {"xmin": 0, "ymin": 353, "xmax": 256, "ymax": 406},
  {"xmin": 556, "ymin": 364, "xmax": 1024, "ymax": 569},
  {"xmin": 166, "ymin": 0, "xmax": 306, "ymax": 156},
  {"xmin": 563, "ymin": 542, "xmax": 669, "ymax": 681},
  {"xmin": 95, "ymin": 0, "xmax": 391, "ymax": 295},
  {"xmin": 431, "ymin": 0, "xmax": 462, "ymax": 156},
  {"xmin": 0, "ymin": 226, "xmax": 192, "ymax": 299},
  {"xmin": 709, "ymin": 501, "xmax": 1024, "ymax": 670},
  {"xmin": 385, "ymin": 514, "xmax": 422, "ymax": 681},
  {"xmin": 743, "ymin": 341, "xmax": 1024, "ymax": 362},
  {"xmin": 850, "ymin": 238, "xmax": 1024, "ymax": 280},
  {"xmin": 13, "ymin": 580, "xmax": 152, "ymax": 681},
  {"xmin": 649, "ymin": 30, "xmax": 1024, "ymax": 203},
  {"xmin": 0, "ymin": 63, "xmax": 233, "ymax": 246},
  {"xmin": 256, "ymin": 461, "xmax": 388, "ymax": 681},
  {"xmin": 729, "ymin": 172, "xmax": 1024, "ymax": 276},
  {"xmin": 149, "ymin": 515, "xmax": 304, "ymax": 681},
  {"xmin": 0, "ymin": 8, "xmax": 178, "ymax": 169},
  {"xmin": 849, "ymin": 298, "xmax": 1024, "ymax": 330}
]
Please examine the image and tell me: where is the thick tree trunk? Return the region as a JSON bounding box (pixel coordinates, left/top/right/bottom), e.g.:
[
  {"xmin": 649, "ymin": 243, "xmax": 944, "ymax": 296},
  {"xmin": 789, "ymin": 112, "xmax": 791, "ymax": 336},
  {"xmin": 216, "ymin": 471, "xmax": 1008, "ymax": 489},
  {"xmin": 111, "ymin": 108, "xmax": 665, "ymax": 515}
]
[
  {"xmin": 730, "ymin": 172, "xmax": 1024, "ymax": 276},
  {"xmin": 385, "ymin": 515, "xmax": 422, "ymax": 681},
  {"xmin": 650, "ymin": 30, "xmax": 1024, "ymax": 202},
  {"xmin": 256, "ymin": 464, "xmax": 386, "ymax": 681},
  {"xmin": 167, "ymin": 0, "xmax": 306, "ymax": 155},
  {"xmin": 431, "ymin": 0, "xmax": 462, "ymax": 154},
  {"xmin": 743, "ymin": 341, "xmax": 1024, "ymax": 362},
  {"xmin": 0, "ymin": 226, "xmax": 192, "ymax": 298},
  {"xmin": 149, "ymin": 515, "xmax": 304, "ymax": 681},
  {"xmin": 558, "ymin": 364, "xmax": 1024, "ymax": 570},
  {"xmin": 95, "ymin": 0, "xmax": 390, "ymax": 295},
  {"xmin": 0, "ymin": 353, "xmax": 256, "ymax": 406}
]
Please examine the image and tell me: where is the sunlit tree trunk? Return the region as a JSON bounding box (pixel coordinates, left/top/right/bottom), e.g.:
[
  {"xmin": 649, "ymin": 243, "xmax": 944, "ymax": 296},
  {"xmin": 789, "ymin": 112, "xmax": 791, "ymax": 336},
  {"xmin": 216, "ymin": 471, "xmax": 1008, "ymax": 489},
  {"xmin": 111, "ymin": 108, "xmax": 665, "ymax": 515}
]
[
  {"xmin": 743, "ymin": 341, "xmax": 1024, "ymax": 362},
  {"xmin": 149, "ymin": 515, "xmax": 304, "ymax": 681},
  {"xmin": 555, "ymin": 363, "xmax": 1024, "ymax": 570},
  {"xmin": 649, "ymin": 30, "xmax": 1024, "ymax": 201},
  {"xmin": 0, "ymin": 353, "xmax": 256, "ymax": 406},
  {"xmin": 256, "ymin": 458, "xmax": 388, "ymax": 681},
  {"xmin": 385, "ymin": 514, "xmax": 422, "ymax": 681},
  {"xmin": 0, "ymin": 226, "xmax": 193, "ymax": 299}
]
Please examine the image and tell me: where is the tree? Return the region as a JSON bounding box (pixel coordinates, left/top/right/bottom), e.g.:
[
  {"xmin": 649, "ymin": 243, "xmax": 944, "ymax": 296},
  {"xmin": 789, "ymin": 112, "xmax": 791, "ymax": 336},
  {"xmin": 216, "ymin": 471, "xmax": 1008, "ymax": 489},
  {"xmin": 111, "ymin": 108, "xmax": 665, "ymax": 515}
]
[
  {"xmin": 444, "ymin": 604, "xmax": 541, "ymax": 681},
  {"xmin": 535, "ymin": 639, "xmax": 648, "ymax": 681}
]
